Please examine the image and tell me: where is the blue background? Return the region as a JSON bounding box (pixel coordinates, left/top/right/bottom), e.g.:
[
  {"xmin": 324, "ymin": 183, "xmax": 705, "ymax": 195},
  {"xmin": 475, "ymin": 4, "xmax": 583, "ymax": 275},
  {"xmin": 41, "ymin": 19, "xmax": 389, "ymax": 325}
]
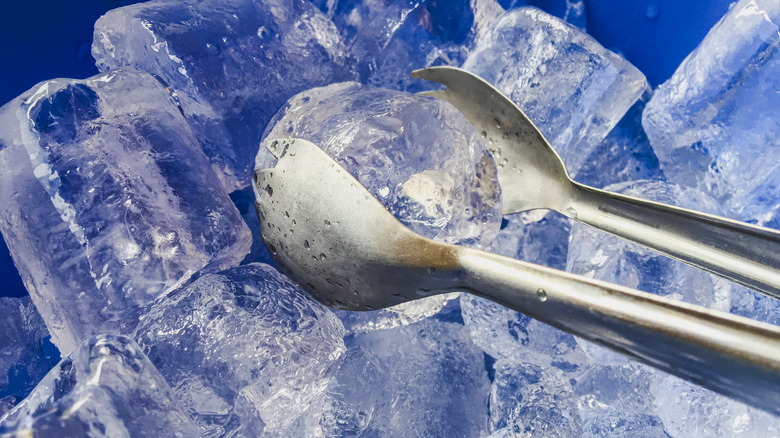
[{"xmin": 0, "ymin": 0, "xmax": 733, "ymax": 297}]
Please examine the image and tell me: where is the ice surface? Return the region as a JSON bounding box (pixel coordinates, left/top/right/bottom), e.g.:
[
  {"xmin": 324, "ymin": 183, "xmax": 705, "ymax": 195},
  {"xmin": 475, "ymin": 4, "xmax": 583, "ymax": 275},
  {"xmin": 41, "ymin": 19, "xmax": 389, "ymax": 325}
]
[
  {"xmin": 642, "ymin": 0, "xmax": 780, "ymax": 227},
  {"xmin": 575, "ymin": 91, "xmax": 664, "ymax": 189},
  {"xmin": 318, "ymin": 0, "xmax": 503, "ymax": 92},
  {"xmin": 462, "ymin": 7, "xmax": 647, "ymax": 177},
  {"xmin": 653, "ymin": 374, "xmax": 780, "ymax": 437},
  {"xmin": 134, "ymin": 263, "xmax": 346, "ymax": 437},
  {"xmin": 0, "ymin": 334, "xmax": 200, "ymax": 437},
  {"xmin": 261, "ymin": 81, "xmax": 502, "ymax": 327},
  {"xmin": 0, "ymin": 297, "xmax": 59, "ymax": 418},
  {"xmin": 93, "ymin": 0, "xmax": 354, "ymax": 191},
  {"xmin": 567, "ymin": 180, "xmax": 733, "ymax": 363},
  {"xmin": 0, "ymin": 68, "xmax": 250, "ymax": 354},
  {"xmin": 574, "ymin": 363, "xmax": 667, "ymax": 437},
  {"xmin": 489, "ymin": 359, "xmax": 582, "ymax": 437},
  {"xmin": 499, "ymin": 0, "xmax": 586, "ymax": 28},
  {"xmin": 285, "ymin": 318, "xmax": 490, "ymax": 436},
  {"xmin": 261, "ymin": 82, "xmax": 502, "ymax": 247}
]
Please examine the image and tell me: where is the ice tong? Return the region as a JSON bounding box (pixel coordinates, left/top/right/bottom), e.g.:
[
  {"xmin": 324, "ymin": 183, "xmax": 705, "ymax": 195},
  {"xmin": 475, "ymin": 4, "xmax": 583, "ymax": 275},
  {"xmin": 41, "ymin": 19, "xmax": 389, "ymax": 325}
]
[{"xmin": 255, "ymin": 137, "xmax": 780, "ymax": 415}]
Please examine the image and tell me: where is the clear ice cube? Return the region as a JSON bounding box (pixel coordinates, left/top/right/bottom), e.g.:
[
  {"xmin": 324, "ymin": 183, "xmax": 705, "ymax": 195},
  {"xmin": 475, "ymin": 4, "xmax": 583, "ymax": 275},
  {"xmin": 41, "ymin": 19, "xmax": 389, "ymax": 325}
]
[
  {"xmin": 320, "ymin": 0, "xmax": 503, "ymax": 92},
  {"xmin": 93, "ymin": 0, "xmax": 354, "ymax": 190},
  {"xmin": 0, "ymin": 297, "xmax": 59, "ymax": 418},
  {"xmin": 462, "ymin": 7, "xmax": 647, "ymax": 177},
  {"xmin": 653, "ymin": 374, "xmax": 780, "ymax": 437},
  {"xmin": 641, "ymin": 0, "xmax": 780, "ymax": 227},
  {"xmin": 0, "ymin": 334, "xmax": 201, "ymax": 437},
  {"xmin": 574, "ymin": 363, "xmax": 667, "ymax": 437},
  {"xmin": 0, "ymin": 69, "xmax": 250, "ymax": 354},
  {"xmin": 286, "ymin": 318, "xmax": 491, "ymax": 436},
  {"xmin": 489, "ymin": 359, "xmax": 583, "ymax": 437},
  {"xmin": 134, "ymin": 263, "xmax": 346, "ymax": 437}
]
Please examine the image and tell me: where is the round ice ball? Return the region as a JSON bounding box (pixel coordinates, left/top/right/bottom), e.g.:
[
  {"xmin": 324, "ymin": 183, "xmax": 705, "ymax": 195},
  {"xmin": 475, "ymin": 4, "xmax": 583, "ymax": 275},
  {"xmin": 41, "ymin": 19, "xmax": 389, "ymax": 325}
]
[{"xmin": 258, "ymin": 81, "xmax": 502, "ymax": 248}]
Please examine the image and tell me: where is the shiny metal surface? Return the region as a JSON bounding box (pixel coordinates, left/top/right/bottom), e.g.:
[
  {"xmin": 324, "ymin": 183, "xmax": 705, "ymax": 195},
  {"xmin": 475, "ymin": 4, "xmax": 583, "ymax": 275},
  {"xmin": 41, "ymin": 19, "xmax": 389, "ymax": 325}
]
[
  {"xmin": 255, "ymin": 137, "xmax": 780, "ymax": 415},
  {"xmin": 412, "ymin": 66, "xmax": 780, "ymax": 300}
]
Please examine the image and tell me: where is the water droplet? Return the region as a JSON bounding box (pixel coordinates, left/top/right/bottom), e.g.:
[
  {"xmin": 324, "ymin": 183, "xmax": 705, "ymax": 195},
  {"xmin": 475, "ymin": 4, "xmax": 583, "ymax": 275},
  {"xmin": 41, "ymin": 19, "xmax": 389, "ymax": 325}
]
[
  {"xmin": 264, "ymin": 185, "xmax": 273, "ymax": 196},
  {"xmin": 284, "ymin": 211, "xmax": 289, "ymax": 218},
  {"xmin": 481, "ymin": 131, "xmax": 487, "ymax": 138},
  {"xmin": 304, "ymin": 240, "xmax": 310, "ymax": 249},
  {"xmin": 319, "ymin": 253, "xmax": 327, "ymax": 261},
  {"xmin": 427, "ymin": 267, "xmax": 436, "ymax": 274},
  {"xmin": 536, "ymin": 288, "xmax": 548, "ymax": 302},
  {"xmin": 324, "ymin": 220, "xmax": 331, "ymax": 227}
]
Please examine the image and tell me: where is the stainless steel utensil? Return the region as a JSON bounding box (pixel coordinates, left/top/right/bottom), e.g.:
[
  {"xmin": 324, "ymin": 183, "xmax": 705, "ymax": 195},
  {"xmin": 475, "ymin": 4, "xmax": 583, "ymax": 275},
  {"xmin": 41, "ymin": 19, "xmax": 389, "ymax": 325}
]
[
  {"xmin": 254, "ymin": 137, "xmax": 780, "ymax": 415},
  {"xmin": 412, "ymin": 66, "xmax": 780, "ymax": 300}
]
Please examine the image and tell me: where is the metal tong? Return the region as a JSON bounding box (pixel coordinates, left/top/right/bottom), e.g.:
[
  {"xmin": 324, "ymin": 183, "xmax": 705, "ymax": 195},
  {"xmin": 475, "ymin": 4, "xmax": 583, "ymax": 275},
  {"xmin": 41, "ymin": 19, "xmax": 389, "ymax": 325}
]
[{"xmin": 254, "ymin": 138, "xmax": 780, "ymax": 416}]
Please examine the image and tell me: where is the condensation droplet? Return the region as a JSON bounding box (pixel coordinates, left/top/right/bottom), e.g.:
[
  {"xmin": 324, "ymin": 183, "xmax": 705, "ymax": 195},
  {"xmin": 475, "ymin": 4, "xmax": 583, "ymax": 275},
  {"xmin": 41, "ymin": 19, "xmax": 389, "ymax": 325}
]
[
  {"xmin": 304, "ymin": 240, "xmax": 310, "ymax": 249},
  {"xmin": 319, "ymin": 253, "xmax": 327, "ymax": 261},
  {"xmin": 536, "ymin": 288, "xmax": 548, "ymax": 302}
]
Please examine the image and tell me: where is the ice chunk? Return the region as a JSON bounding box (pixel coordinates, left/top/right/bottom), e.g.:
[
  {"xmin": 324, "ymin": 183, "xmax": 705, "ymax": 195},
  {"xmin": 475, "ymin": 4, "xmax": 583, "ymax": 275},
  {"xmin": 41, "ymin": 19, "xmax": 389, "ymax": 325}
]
[
  {"xmin": 462, "ymin": 7, "xmax": 647, "ymax": 177},
  {"xmin": 0, "ymin": 69, "xmax": 250, "ymax": 354},
  {"xmin": 498, "ymin": 0, "xmax": 587, "ymax": 28},
  {"xmin": 574, "ymin": 363, "xmax": 667, "ymax": 437},
  {"xmin": 575, "ymin": 91, "xmax": 664, "ymax": 189},
  {"xmin": 320, "ymin": 0, "xmax": 503, "ymax": 92},
  {"xmin": 93, "ymin": 0, "xmax": 353, "ymax": 191},
  {"xmin": 286, "ymin": 318, "xmax": 490, "ymax": 436},
  {"xmin": 489, "ymin": 359, "xmax": 582, "ymax": 437},
  {"xmin": 653, "ymin": 374, "xmax": 780, "ymax": 437},
  {"xmin": 134, "ymin": 263, "xmax": 346, "ymax": 437},
  {"xmin": 642, "ymin": 0, "xmax": 780, "ymax": 226},
  {"xmin": 0, "ymin": 334, "xmax": 200, "ymax": 437},
  {"xmin": 261, "ymin": 82, "xmax": 501, "ymax": 247},
  {"xmin": 261, "ymin": 82, "xmax": 502, "ymax": 327},
  {"xmin": 0, "ymin": 297, "xmax": 59, "ymax": 418},
  {"xmin": 282, "ymin": 346, "xmax": 388, "ymax": 436},
  {"xmin": 567, "ymin": 180, "xmax": 733, "ymax": 363}
]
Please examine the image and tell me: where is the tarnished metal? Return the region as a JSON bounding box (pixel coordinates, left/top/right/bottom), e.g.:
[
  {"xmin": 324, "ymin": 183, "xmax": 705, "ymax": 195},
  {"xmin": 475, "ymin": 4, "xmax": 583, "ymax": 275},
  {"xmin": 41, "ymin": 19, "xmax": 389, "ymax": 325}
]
[
  {"xmin": 255, "ymin": 137, "xmax": 780, "ymax": 415},
  {"xmin": 412, "ymin": 66, "xmax": 780, "ymax": 299}
]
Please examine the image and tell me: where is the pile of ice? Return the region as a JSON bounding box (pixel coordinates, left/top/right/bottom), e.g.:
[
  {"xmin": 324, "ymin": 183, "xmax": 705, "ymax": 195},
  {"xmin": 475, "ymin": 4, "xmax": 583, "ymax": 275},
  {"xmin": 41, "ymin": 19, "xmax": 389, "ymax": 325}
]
[{"xmin": 0, "ymin": 0, "xmax": 779, "ymax": 436}]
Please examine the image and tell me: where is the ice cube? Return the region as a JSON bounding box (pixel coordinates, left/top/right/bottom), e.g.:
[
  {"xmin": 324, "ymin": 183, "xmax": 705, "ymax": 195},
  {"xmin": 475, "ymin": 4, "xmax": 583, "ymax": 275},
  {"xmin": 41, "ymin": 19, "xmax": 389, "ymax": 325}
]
[
  {"xmin": 0, "ymin": 68, "xmax": 250, "ymax": 354},
  {"xmin": 567, "ymin": 180, "xmax": 733, "ymax": 363},
  {"xmin": 93, "ymin": 0, "xmax": 354, "ymax": 191},
  {"xmin": 653, "ymin": 374, "xmax": 780, "ymax": 437},
  {"xmin": 641, "ymin": 0, "xmax": 780, "ymax": 226},
  {"xmin": 575, "ymin": 91, "xmax": 664, "ymax": 189},
  {"xmin": 463, "ymin": 7, "xmax": 647, "ymax": 177},
  {"xmin": 261, "ymin": 81, "xmax": 502, "ymax": 327},
  {"xmin": 281, "ymin": 346, "xmax": 388, "ymax": 436},
  {"xmin": 0, "ymin": 297, "xmax": 59, "ymax": 418},
  {"xmin": 489, "ymin": 359, "xmax": 583, "ymax": 437},
  {"xmin": 286, "ymin": 318, "xmax": 491, "ymax": 436},
  {"xmin": 0, "ymin": 334, "xmax": 200, "ymax": 437},
  {"xmin": 499, "ymin": 0, "xmax": 587, "ymax": 28},
  {"xmin": 134, "ymin": 263, "xmax": 346, "ymax": 437},
  {"xmin": 574, "ymin": 363, "xmax": 667, "ymax": 437},
  {"xmin": 320, "ymin": 0, "xmax": 503, "ymax": 92}
]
